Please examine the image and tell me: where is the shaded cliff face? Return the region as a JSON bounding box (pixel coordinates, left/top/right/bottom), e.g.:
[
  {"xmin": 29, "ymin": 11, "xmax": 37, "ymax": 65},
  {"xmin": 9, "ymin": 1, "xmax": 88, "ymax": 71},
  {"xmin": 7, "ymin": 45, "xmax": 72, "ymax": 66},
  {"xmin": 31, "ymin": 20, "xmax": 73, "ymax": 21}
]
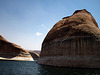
[
  {"xmin": 0, "ymin": 35, "xmax": 33, "ymax": 61},
  {"xmin": 37, "ymin": 9, "xmax": 100, "ymax": 68},
  {"xmin": 29, "ymin": 51, "xmax": 40, "ymax": 60}
]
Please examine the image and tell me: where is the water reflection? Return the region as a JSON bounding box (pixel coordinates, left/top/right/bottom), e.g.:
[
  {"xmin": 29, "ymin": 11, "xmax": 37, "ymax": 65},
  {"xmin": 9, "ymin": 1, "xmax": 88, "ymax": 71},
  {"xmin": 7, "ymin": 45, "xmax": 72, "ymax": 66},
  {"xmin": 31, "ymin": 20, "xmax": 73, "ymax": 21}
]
[
  {"xmin": 38, "ymin": 65, "xmax": 100, "ymax": 75},
  {"xmin": 0, "ymin": 60, "xmax": 100, "ymax": 75}
]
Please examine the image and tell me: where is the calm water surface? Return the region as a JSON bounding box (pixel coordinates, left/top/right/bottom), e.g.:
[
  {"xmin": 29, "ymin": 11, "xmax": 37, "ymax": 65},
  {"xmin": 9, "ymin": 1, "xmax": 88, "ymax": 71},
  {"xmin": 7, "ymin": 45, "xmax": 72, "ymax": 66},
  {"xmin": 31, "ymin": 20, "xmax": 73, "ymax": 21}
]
[{"xmin": 0, "ymin": 60, "xmax": 100, "ymax": 75}]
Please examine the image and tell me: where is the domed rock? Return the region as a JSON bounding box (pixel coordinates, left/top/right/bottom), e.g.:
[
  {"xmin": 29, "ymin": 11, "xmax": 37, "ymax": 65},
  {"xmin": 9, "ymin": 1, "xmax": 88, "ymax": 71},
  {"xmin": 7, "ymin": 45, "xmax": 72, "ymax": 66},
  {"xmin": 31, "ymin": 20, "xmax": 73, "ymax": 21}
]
[
  {"xmin": 0, "ymin": 35, "xmax": 33, "ymax": 61},
  {"xmin": 37, "ymin": 9, "xmax": 100, "ymax": 68}
]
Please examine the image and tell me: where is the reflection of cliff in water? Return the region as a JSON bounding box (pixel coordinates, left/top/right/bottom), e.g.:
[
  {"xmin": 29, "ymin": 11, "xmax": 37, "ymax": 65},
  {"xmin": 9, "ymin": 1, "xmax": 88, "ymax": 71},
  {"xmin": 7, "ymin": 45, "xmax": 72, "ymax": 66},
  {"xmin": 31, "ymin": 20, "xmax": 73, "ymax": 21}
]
[
  {"xmin": 38, "ymin": 65, "xmax": 100, "ymax": 75},
  {"xmin": 0, "ymin": 60, "xmax": 100, "ymax": 75}
]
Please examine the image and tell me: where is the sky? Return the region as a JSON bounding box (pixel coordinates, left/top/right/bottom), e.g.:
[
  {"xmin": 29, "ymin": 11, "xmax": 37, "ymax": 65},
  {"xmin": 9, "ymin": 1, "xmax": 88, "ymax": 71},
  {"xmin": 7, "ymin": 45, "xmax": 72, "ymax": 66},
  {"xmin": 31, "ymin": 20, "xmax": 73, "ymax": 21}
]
[{"xmin": 0, "ymin": 0, "xmax": 100, "ymax": 50}]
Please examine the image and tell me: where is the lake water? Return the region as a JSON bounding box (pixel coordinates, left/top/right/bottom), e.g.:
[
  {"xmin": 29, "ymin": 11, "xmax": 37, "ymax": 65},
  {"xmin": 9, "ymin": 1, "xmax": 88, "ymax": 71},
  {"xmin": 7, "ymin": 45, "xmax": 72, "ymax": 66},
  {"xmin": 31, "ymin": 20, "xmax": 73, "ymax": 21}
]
[{"xmin": 0, "ymin": 60, "xmax": 100, "ymax": 75}]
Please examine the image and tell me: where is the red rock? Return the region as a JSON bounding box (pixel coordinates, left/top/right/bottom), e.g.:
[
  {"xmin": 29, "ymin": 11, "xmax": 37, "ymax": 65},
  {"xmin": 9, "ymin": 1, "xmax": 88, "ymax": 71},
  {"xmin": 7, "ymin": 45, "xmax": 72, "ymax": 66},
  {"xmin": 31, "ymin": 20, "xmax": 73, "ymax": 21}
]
[
  {"xmin": 0, "ymin": 35, "xmax": 33, "ymax": 61},
  {"xmin": 37, "ymin": 9, "xmax": 100, "ymax": 68}
]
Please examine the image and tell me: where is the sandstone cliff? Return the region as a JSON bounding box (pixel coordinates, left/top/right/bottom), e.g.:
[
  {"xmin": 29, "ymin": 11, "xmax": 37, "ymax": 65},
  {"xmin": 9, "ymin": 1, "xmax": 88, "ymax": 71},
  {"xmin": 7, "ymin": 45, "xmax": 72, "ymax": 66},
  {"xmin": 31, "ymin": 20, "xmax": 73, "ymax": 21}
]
[
  {"xmin": 0, "ymin": 35, "xmax": 33, "ymax": 61},
  {"xmin": 29, "ymin": 51, "xmax": 40, "ymax": 60},
  {"xmin": 37, "ymin": 9, "xmax": 100, "ymax": 68}
]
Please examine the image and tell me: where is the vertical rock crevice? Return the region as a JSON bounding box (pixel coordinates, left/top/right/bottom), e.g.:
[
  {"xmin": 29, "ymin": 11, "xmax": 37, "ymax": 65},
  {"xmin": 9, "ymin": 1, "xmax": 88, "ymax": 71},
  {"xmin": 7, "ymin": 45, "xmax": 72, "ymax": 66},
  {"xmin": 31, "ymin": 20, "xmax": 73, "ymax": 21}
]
[{"xmin": 37, "ymin": 9, "xmax": 100, "ymax": 68}]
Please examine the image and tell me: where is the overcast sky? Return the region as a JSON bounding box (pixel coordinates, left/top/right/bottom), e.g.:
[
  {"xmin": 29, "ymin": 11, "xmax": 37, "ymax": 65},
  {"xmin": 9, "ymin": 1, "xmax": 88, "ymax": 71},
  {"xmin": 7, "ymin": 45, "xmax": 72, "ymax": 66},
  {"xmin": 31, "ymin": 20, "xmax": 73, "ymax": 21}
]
[{"xmin": 0, "ymin": 0, "xmax": 100, "ymax": 50}]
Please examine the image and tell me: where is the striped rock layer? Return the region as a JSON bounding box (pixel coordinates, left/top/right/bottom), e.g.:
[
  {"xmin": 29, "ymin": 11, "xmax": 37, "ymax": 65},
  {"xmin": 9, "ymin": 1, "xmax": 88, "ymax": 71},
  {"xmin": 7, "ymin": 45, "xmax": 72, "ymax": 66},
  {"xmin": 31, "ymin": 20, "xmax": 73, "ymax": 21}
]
[
  {"xmin": 37, "ymin": 9, "xmax": 100, "ymax": 68},
  {"xmin": 0, "ymin": 35, "xmax": 33, "ymax": 61}
]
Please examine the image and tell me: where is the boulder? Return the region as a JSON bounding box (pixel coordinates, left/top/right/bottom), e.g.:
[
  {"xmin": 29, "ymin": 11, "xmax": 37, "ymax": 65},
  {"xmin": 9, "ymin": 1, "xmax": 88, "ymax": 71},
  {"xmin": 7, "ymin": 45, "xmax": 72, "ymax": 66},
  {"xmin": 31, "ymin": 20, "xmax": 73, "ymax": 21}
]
[
  {"xmin": 0, "ymin": 35, "xmax": 33, "ymax": 61},
  {"xmin": 37, "ymin": 9, "xmax": 100, "ymax": 68}
]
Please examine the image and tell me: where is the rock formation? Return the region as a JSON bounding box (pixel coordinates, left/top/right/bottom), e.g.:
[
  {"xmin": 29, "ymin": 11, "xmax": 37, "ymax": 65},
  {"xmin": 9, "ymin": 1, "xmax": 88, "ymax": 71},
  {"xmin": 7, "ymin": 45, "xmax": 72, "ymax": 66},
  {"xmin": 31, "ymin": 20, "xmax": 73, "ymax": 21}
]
[
  {"xmin": 37, "ymin": 9, "xmax": 100, "ymax": 68},
  {"xmin": 0, "ymin": 35, "xmax": 33, "ymax": 61},
  {"xmin": 29, "ymin": 51, "xmax": 40, "ymax": 60},
  {"xmin": 33, "ymin": 50, "xmax": 41, "ymax": 55}
]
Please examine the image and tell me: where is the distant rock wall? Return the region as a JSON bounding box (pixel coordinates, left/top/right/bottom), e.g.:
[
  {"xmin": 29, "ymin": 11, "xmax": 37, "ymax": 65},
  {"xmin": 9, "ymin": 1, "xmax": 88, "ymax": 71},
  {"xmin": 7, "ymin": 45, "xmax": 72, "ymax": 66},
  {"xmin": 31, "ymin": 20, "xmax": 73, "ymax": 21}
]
[
  {"xmin": 37, "ymin": 9, "xmax": 100, "ymax": 68},
  {"xmin": 29, "ymin": 52, "xmax": 40, "ymax": 60},
  {"xmin": 0, "ymin": 35, "xmax": 33, "ymax": 61}
]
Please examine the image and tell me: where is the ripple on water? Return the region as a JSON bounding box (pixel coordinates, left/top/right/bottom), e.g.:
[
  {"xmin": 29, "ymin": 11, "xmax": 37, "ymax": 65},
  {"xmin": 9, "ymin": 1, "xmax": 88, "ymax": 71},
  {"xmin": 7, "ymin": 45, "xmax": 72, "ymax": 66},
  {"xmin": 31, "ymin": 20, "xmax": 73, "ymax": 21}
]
[{"xmin": 0, "ymin": 60, "xmax": 100, "ymax": 75}]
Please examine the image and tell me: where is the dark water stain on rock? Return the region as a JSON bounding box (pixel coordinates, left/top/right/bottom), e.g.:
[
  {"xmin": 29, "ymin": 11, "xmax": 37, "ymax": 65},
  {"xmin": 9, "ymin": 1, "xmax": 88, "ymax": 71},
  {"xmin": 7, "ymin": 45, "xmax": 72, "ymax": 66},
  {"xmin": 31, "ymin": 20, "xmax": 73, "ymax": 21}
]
[{"xmin": 37, "ymin": 9, "xmax": 100, "ymax": 68}]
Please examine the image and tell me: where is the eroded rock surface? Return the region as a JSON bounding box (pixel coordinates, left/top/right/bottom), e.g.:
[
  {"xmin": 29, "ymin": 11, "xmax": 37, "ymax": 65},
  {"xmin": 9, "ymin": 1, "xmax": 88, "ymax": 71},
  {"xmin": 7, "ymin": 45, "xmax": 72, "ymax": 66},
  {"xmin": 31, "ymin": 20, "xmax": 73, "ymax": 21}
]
[
  {"xmin": 29, "ymin": 51, "xmax": 40, "ymax": 60},
  {"xmin": 0, "ymin": 35, "xmax": 33, "ymax": 61},
  {"xmin": 37, "ymin": 9, "xmax": 100, "ymax": 68}
]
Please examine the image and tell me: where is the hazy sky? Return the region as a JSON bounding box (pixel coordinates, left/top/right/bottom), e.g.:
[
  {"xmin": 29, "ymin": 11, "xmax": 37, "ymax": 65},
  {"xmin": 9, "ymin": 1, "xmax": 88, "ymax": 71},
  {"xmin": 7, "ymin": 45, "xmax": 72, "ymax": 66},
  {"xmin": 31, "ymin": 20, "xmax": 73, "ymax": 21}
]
[{"xmin": 0, "ymin": 0, "xmax": 100, "ymax": 50}]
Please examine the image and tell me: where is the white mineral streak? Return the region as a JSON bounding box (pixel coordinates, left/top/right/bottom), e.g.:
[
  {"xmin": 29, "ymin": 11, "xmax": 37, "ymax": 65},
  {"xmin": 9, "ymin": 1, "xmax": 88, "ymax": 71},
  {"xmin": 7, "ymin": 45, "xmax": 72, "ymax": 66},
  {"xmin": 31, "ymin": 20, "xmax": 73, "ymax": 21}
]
[{"xmin": 0, "ymin": 56, "xmax": 34, "ymax": 61}]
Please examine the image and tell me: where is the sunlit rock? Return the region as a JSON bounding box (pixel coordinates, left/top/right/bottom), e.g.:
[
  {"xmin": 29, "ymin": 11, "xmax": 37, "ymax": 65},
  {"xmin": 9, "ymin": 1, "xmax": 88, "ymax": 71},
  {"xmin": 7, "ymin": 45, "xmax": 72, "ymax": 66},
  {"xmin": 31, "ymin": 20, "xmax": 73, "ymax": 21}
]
[
  {"xmin": 37, "ymin": 9, "xmax": 100, "ymax": 68},
  {"xmin": 0, "ymin": 35, "xmax": 33, "ymax": 61}
]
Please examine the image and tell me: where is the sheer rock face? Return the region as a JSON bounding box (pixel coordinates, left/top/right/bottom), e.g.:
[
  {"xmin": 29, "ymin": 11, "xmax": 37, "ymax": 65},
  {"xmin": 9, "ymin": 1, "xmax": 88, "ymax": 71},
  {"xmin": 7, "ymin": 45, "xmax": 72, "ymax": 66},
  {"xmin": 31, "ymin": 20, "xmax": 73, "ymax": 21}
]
[
  {"xmin": 0, "ymin": 35, "xmax": 33, "ymax": 61},
  {"xmin": 37, "ymin": 9, "xmax": 100, "ymax": 68}
]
